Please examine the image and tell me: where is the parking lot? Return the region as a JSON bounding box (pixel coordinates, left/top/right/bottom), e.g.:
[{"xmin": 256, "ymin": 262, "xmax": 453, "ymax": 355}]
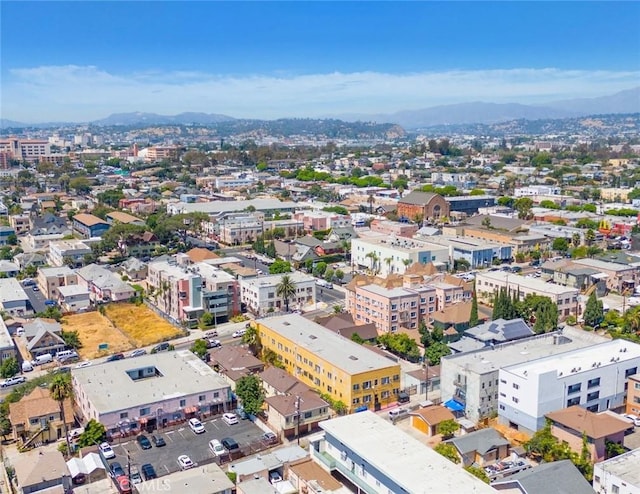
[{"xmin": 107, "ymin": 416, "xmax": 267, "ymax": 477}]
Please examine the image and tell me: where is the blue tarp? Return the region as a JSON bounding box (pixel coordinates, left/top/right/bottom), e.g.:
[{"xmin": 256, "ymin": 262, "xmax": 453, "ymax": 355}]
[{"xmin": 444, "ymin": 399, "xmax": 465, "ymax": 412}]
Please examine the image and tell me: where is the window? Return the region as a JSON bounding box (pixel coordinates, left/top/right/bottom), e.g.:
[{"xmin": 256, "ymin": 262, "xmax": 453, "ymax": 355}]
[
  {"xmin": 120, "ymin": 412, "xmax": 128, "ymax": 419},
  {"xmin": 567, "ymin": 397, "xmax": 580, "ymax": 407},
  {"xmin": 352, "ymin": 398, "xmax": 360, "ymax": 405},
  {"xmin": 140, "ymin": 407, "xmax": 150, "ymax": 416},
  {"xmin": 512, "ymin": 383, "xmax": 519, "ymax": 390},
  {"xmin": 587, "ymin": 378, "xmax": 600, "ymax": 389},
  {"xmin": 213, "ymin": 392, "xmax": 219, "ymax": 398},
  {"xmin": 179, "ymin": 399, "xmax": 186, "ymax": 407},
  {"xmin": 512, "ymin": 397, "xmax": 519, "ymax": 403},
  {"xmin": 198, "ymin": 395, "xmax": 206, "ymax": 402},
  {"xmin": 587, "ymin": 391, "xmax": 599, "ymax": 402},
  {"xmin": 363, "ymin": 395, "xmax": 371, "ymax": 403},
  {"xmin": 353, "ymin": 384, "xmax": 360, "ymax": 391},
  {"xmin": 363, "ymin": 381, "xmax": 371, "ymax": 390},
  {"xmin": 626, "ymin": 367, "xmax": 638, "ymax": 378},
  {"xmin": 304, "ymin": 411, "xmax": 312, "ymax": 419},
  {"xmin": 612, "ymin": 485, "xmax": 619, "ymax": 494},
  {"xmin": 381, "ymin": 377, "xmax": 390, "ymax": 384},
  {"xmin": 586, "ymin": 404, "xmax": 599, "ymax": 412},
  {"xmin": 567, "ymin": 383, "xmax": 581, "ymax": 394}
]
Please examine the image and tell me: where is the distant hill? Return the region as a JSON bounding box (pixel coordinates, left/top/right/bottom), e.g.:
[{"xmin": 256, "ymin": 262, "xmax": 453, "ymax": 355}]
[
  {"xmin": 546, "ymin": 87, "xmax": 640, "ymax": 115},
  {"xmin": 92, "ymin": 111, "xmax": 236, "ymax": 126}
]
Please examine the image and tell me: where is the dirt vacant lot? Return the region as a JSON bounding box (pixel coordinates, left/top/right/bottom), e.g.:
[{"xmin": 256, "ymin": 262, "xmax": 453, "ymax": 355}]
[
  {"xmin": 104, "ymin": 303, "xmax": 183, "ymax": 346},
  {"xmin": 62, "ymin": 311, "xmax": 133, "ymax": 359}
]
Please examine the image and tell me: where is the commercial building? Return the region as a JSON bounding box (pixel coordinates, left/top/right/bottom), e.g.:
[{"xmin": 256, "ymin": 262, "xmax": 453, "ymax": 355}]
[
  {"xmin": 572, "ymin": 258, "xmax": 640, "ymax": 293},
  {"xmin": 72, "ymin": 213, "xmax": 110, "ymax": 239},
  {"xmin": 293, "ymin": 210, "xmax": 351, "ymax": 232},
  {"xmin": 253, "ymin": 315, "xmax": 401, "ymax": 412},
  {"xmin": 310, "ymin": 411, "xmax": 496, "ymax": 494},
  {"xmin": 240, "ymin": 272, "xmax": 315, "ymax": 316},
  {"xmin": 351, "ymin": 234, "xmax": 450, "ymax": 275},
  {"xmin": 369, "ymin": 218, "xmax": 418, "ymax": 238},
  {"xmin": 167, "ymin": 198, "xmax": 300, "ymax": 217},
  {"xmin": 72, "ymin": 351, "xmax": 232, "ymax": 435},
  {"xmin": 445, "ymin": 195, "xmax": 497, "ymax": 215},
  {"xmin": 0, "ymin": 278, "xmax": 31, "ymax": 317},
  {"xmin": 475, "ymin": 270, "xmax": 579, "ymax": 320},
  {"xmin": 514, "ymin": 185, "xmax": 562, "ymax": 197},
  {"xmin": 440, "ymin": 326, "xmax": 607, "ymax": 423},
  {"xmin": 0, "ymin": 138, "xmax": 51, "ymax": 164},
  {"xmin": 498, "ymin": 339, "xmax": 640, "ymax": 434},
  {"xmin": 593, "ymin": 448, "xmax": 640, "ymax": 494},
  {"xmin": 425, "ymin": 235, "xmax": 512, "ymax": 268}
]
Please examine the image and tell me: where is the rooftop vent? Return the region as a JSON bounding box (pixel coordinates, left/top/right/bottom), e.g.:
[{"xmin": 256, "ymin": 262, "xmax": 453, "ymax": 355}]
[
  {"xmin": 283, "ymin": 322, "xmax": 290, "ymax": 326},
  {"xmin": 309, "ymin": 335, "xmax": 317, "ymax": 340},
  {"xmin": 349, "ymin": 355, "xmax": 358, "ymax": 361}
]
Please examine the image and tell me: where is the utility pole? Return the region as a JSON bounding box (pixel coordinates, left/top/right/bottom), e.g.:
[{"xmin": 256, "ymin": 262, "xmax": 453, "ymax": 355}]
[
  {"xmin": 126, "ymin": 449, "xmax": 131, "ymax": 481},
  {"xmin": 295, "ymin": 395, "xmax": 301, "ymax": 446},
  {"xmin": 425, "ymin": 359, "xmax": 429, "ymax": 401}
]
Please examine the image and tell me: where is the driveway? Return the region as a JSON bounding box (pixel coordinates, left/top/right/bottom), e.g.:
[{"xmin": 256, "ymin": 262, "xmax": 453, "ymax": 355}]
[
  {"xmin": 109, "ymin": 416, "xmax": 267, "ymax": 477},
  {"xmin": 22, "ymin": 281, "xmax": 47, "ymax": 313}
]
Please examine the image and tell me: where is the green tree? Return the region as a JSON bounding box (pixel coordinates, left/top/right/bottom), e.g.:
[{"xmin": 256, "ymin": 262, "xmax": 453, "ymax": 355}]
[
  {"xmin": 242, "ymin": 324, "xmax": 261, "ymax": 354},
  {"xmin": 199, "ymin": 312, "xmax": 215, "ymax": 328},
  {"xmin": 464, "ymin": 466, "xmax": 490, "ymax": 484},
  {"xmin": 313, "ymin": 262, "xmax": 327, "ymax": 277},
  {"xmin": 438, "ymin": 419, "xmax": 459, "ymax": 439},
  {"xmin": 378, "ymin": 333, "xmax": 421, "ymax": 362},
  {"xmin": 425, "ymin": 341, "xmax": 451, "ymax": 365},
  {"xmin": 324, "ymin": 268, "xmax": 335, "ymax": 282},
  {"xmin": 69, "ymin": 176, "xmax": 92, "ymax": 194},
  {"xmin": 77, "ymin": 419, "xmax": 106, "ymax": 448},
  {"xmin": 584, "ymin": 291, "xmax": 604, "ymax": 328},
  {"xmin": 497, "ymin": 196, "xmax": 514, "ymax": 208},
  {"xmin": 434, "ymin": 443, "xmax": 460, "ymax": 464},
  {"xmin": 335, "ymin": 269, "xmax": 345, "ymax": 281},
  {"xmin": 269, "ymin": 259, "xmax": 292, "ymax": 274},
  {"xmin": 0, "ymin": 357, "xmax": 19, "ymax": 378},
  {"xmin": 276, "ymin": 274, "xmax": 296, "ymax": 312},
  {"xmin": 552, "ymin": 237, "xmax": 569, "ymax": 253},
  {"xmin": 469, "ymin": 291, "xmax": 479, "ymax": 328},
  {"xmin": 351, "ymin": 333, "xmax": 364, "ymax": 344},
  {"xmin": 49, "ymin": 374, "xmax": 73, "ymax": 456},
  {"xmin": 61, "ymin": 330, "xmax": 83, "ymax": 350},
  {"xmin": 190, "ymin": 339, "xmax": 208, "ymax": 359},
  {"xmin": 605, "ymin": 440, "xmax": 626, "ymax": 459},
  {"xmin": 514, "ymin": 197, "xmax": 533, "ymax": 219},
  {"xmin": 235, "ymin": 375, "xmax": 264, "ymax": 415}
]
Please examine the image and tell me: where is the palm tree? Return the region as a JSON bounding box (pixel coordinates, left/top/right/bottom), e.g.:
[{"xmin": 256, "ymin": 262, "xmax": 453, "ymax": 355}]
[
  {"xmin": 365, "ymin": 252, "xmax": 379, "ymax": 274},
  {"xmin": 384, "ymin": 257, "xmax": 393, "ymax": 274},
  {"xmin": 368, "ymin": 194, "xmax": 375, "ymax": 214},
  {"xmin": 572, "ymin": 233, "xmax": 581, "ymax": 247},
  {"xmin": 50, "ymin": 375, "xmax": 73, "ymax": 456},
  {"xmin": 402, "ymin": 258, "xmax": 413, "ymax": 271},
  {"xmin": 276, "ymin": 274, "xmax": 296, "ymax": 312},
  {"xmin": 585, "ymin": 228, "xmax": 596, "ymax": 246}
]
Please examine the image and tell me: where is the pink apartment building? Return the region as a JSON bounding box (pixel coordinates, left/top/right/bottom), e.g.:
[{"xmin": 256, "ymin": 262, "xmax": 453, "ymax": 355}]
[
  {"xmin": 370, "ymin": 219, "xmax": 419, "ymax": 238},
  {"xmin": 293, "ymin": 211, "xmax": 351, "ymax": 232}
]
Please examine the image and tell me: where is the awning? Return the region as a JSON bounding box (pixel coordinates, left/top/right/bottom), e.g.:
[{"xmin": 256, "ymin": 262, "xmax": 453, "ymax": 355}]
[
  {"xmin": 139, "ymin": 417, "xmax": 148, "ymax": 425},
  {"xmin": 184, "ymin": 406, "xmax": 198, "ymax": 414},
  {"xmin": 444, "ymin": 399, "xmax": 465, "ymax": 412}
]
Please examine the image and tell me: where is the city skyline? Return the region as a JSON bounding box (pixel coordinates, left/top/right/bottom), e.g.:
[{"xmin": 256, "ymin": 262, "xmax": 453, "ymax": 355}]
[{"xmin": 2, "ymin": 1, "xmax": 639, "ymax": 122}]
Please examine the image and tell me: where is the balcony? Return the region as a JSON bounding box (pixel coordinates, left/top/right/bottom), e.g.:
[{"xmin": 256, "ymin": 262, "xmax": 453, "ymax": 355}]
[
  {"xmin": 312, "ymin": 449, "xmax": 336, "ymax": 469},
  {"xmin": 312, "ymin": 450, "xmax": 377, "ymax": 493}
]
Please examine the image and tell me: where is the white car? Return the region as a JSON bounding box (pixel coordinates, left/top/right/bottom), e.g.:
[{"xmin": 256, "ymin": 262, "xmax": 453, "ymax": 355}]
[
  {"xmin": 99, "ymin": 442, "xmax": 116, "ymax": 460},
  {"xmin": 188, "ymin": 418, "xmax": 205, "ymax": 434},
  {"xmin": 232, "ymin": 329, "xmax": 246, "ymax": 338},
  {"xmin": 222, "ymin": 413, "xmax": 238, "ymax": 425},
  {"xmin": 624, "ymin": 414, "xmax": 640, "ymax": 427},
  {"xmin": 1, "ymin": 376, "xmax": 26, "ymax": 388},
  {"xmin": 178, "ymin": 455, "xmax": 194, "ymax": 470},
  {"xmin": 75, "ymin": 360, "xmax": 92, "ymax": 369},
  {"xmin": 209, "ymin": 439, "xmax": 226, "ymax": 457}
]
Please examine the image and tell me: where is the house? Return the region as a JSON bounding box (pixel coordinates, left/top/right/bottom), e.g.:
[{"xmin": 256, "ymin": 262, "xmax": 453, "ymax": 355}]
[
  {"xmin": 446, "ymin": 428, "xmax": 510, "ymax": 467},
  {"xmin": 9, "ymin": 387, "xmax": 74, "ymax": 445},
  {"xmin": 462, "ymin": 318, "xmax": 535, "ymax": 347},
  {"xmin": 397, "ymin": 191, "xmax": 450, "ymax": 222},
  {"xmin": 404, "ymin": 365, "xmax": 441, "ymax": 398},
  {"xmin": 120, "ymin": 257, "xmax": 148, "ymax": 281},
  {"xmin": 369, "ymin": 219, "xmax": 419, "ymax": 238},
  {"xmin": 593, "ymin": 448, "xmax": 640, "ymax": 494},
  {"xmin": 0, "ymin": 259, "xmax": 20, "ymax": 277},
  {"xmin": 209, "ymin": 346, "xmax": 264, "ymax": 386},
  {"xmin": 0, "ymin": 278, "xmax": 31, "ymax": 317},
  {"xmin": 72, "ymin": 213, "xmax": 110, "ymax": 238},
  {"xmin": 37, "ymin": 266, "xmax": 78, "ymax": 300},
  {"xmin": 29, "ymin": 213, "xmax": 70, "ymax": 236},
  {"xmin": 48, "ymin": 239, "xmax": 92, "ymax": 267},
  {"xmin": 57, "ymin": 284, "xmax": 91, "ymax": 312},
  {"xmin": 431, "ymin": 300, "xmax": 490, "ymax": 338},
  {"xmin": 10, "ymin": 213, "xmax": 31, "ymax": 235},
  {"xmin": 72, "ymin": 351, "xmax": 232, "ymax": 435},
  {"xmin": 409, "ymin": 405, "xmax": 455, "ymax": 437},
  {"xmin": 24, "ymin": 319, "xmax": 65, "ymax": 358},
  {"xmin": 491, "ymin": 459, "xmax": 595, "ymax": 494},
  {"xmin": 13, "ymin": 252, "xmax": 46, "ymax": 271},
  {"xmin": 118, "ymin": 231, "xmax": 159, "ymax": 258},
  {"xmin": 260, "ymin": 365, "xmax": 310, "ymax": 398},
  {"xmin": 138, "ymin": 462, "xmax": 234, "ymax": 494},
  {"xmin": 0, "ymin": 317, "xmax": 17, "ymax": 367},
  {"xmin": 11, "ymin": 450, "xmax": 72, "ymax": 494},
  {"xmin": 626, "ymin": 373, "xmax": 640, "ymax": 415},
  {"xmin": 309, "ymin": 411, "xmax": 496, "ymax": 494},
  {"xmin": 546, "ymin": 406, "xmax": 630, "ymax": 463},
  {"xmin": 314, "ymin": 312, "xmax": 379, "ymax": 342},
  {"xmin": 572, "ymin": 258, "xmax": 640, "ymax": 294},
  {"xmin": 0, "ymin": 225, "xmax": 15, "ymax": 245},
  {"xmin": 287, "ymin": 458, "xmax": 348, "ymax": 494},
  {"xmin": 264, "ymin": 390, "xmax": 331, "ymax": 439},
  {"xmin": 230, "ymin": 445, "xmax": 308, "ymax": 485},
  {"xmin": 76, "ymin": 263, "xmax": 135, "ymax": 302}
]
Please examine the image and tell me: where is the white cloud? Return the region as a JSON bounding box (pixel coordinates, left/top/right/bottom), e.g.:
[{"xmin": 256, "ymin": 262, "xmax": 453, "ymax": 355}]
[{"xmin": 2, "ymin": 65, "xmax": 639, "ymax": 122}]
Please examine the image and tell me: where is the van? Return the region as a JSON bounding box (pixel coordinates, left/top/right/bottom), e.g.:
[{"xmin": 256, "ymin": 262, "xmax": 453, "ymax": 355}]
[
  {"xmin": 22, "ymin": 360, "xmax": 33, "ymax": 372},
  {"xmin": 32, "ymin": 354, "xmax": 53, "ymax": 366},
  {"xmin": 388, "ymin": 408, "xmax": 409, "ymax": 421},
  {"xmin": 56, "ymin": 350, "xmax": 76, "ymax": 361}
]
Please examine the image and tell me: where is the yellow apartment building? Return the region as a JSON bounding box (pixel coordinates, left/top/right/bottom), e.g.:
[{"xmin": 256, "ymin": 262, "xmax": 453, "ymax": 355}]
[{"xmin": 253, "ymin": 315, "xmax": 402, "ymax": 412}]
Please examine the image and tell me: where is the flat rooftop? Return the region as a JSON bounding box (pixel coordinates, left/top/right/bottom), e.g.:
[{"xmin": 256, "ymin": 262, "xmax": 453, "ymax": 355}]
[
  {"xmin": 442, "ymin": 326, "xmax": 608, "ymax": 375},
  {"xmin": 138, "ymin": 462, "xmax": 234, "ymax": 493},
  {"xmin": 0, "ymin": 278, "xmax": 28, "ymax": 303},
  {"xmin": 172, "ymin": 198, "xmax": 300, "ymax": 214},
  {"xmin": 573, "ymin": 258, "xmax": 635, "ymax": 272},
  {"xmin": 359, "ymin": 284, "xmax": 415, "ymax": 298},
  {"xmin": 0, "ymin": 318, "xmax": 13, "ymax": 349},
  {"xmin": 595, "ymin": 448, "xmax": 640, "ymax": 486},
  {"xmin": 319, "ymin": 411, "xmax": 496, "ymax": 493},
  {"xmin": 242, "ymin": 271, "xmax": 315, "ymax": 288},
  {"xmin": 258, "ymin": 315, "xmax": 399, "ymax": 375},
  {"xmin": 504, "ymin": 339, "xmax": 640, "ymax": 379},
  {"xmin": 476, "ymin": 270, "xmax": 578, "ymax": 296},
  {"xmin": 428, "ymin": 235, "xmax": 504, "ymax": 250},
  {"xmin": 354, "ymin": 234, "xmax": 448, "ymax": 253},
  {"xmin": 72, "ymin": 351, "xmax": 229, "ymax": 414}
]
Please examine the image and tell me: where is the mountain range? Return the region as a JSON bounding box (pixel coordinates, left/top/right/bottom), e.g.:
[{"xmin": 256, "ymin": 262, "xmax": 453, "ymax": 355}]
[{"xmin": 1, "ymin": 87, "xmax": 638, "ymax": 129}]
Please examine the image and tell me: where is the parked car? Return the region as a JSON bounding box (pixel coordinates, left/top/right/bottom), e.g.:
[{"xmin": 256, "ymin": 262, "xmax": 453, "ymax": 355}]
[
  {"xmin": 75, "ymin": 360, "xmax": 92, "ymax": 369},
  {"xmin": 209, "ymin": 439, "xmax": 226, "ymax": 457},
  {"xmin": 141, "ymin": 464, "xmax": 157, "ymax": 480},
  {"xmin": 177, "ymin": 455, "xmax": 194, "ymax": 470},
  {"xmin": 151, "ymin": 435, "xmax": 166, "ymax": 447},
  {"xmin": 397, "ymin": 391, "xmax": 410, "ymax": 404},
  {"xmin": 236, "ymin": 408, "xmax": 248, "ymax": 420},
  {"xmin": 262, "ymin": 431, "xmax": 277, "ymax": 444},
  {"xmin": 130, "ymin": 469, "xmax": 142, "ymax": 485},
  {"xmin": 221, "ymin": 437, "xmax": 239, "ymax": 452},
  {"xmin": 151, "ymin": 342, "xmax": 170, "ymax": 353},
  {"xmin": 129, "ymin": 349, "xmax": 147, "ymax": 358},
  {"xmin": 204, "ymin": 330, "xmax": 218, "ymax": 338},
  {"xmin": 1, "ymin": 376, "xmax": 26, "ymax": 388},
  {"xmin": 99, "ymin": 442, "xmax": 115, "ymax": 460},
  {"xmin": 137, "ymin": 434, "xmax": 152, "ymax": 450},
  {"xmin": 269, "ymin": 471, "xmax": 283, "ymax": 484},
  {"xmin": 110, "ymin": 462, "xmax": 125, "ymax": 477},
  {"xmin": 232, "ymin": 329, "xmax": 246, "ymax": 338},
  {"xmin": 106, "ymin": 353, "xmax": 125, "ymax": 362},
  {"xmin": 208, "ymin": 339, "xmax": 221, "ymax": 348},
  {"xmin": 222, "ymin": 413, "xmax": 238, "ymax": 425},
  {"xmin": 188, "ymin": 418, "xmax": 205, "ymax": 434},
  {"xmin": 32, "ymin": 286, "xmax": 39, "ymax": 291},
  {"xmin": 116, "ymin": 475, "xmax": 131, "ymax": 494},
  {"xmin": 624, "ymin": 414, "xmax": 640, "ymax": 427}
]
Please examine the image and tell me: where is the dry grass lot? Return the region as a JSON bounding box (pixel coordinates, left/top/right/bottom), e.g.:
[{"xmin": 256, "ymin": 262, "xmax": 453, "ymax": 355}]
[
  {"xmin": 104, "ymin": 303, "xmax": 183, "ymax": 346},
  {"xmin": 62, "ymin": 311, "xmax": 133, "ymax": 359}
]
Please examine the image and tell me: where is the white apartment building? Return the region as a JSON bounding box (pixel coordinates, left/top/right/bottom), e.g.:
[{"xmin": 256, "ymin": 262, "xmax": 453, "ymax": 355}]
[
  {"xmin": 48, "ymin": 240, "xmax": 92, "ymax": 268},
  {"xmin": 498, "ymin": 339, "xmax": 640, "ymax": 434},
  {"xmin": 215, "ymin": 175, "xmax": 255, "ymax": 189},
  {"xmin": 240, "ymin": 272, "xmax": 316, "ymax": 315},
  {"xmin": 514, "ymin": 185, "xmax": 562, "ymax": 197},
  {"xmin": 219, "ymin": 219, "xmax": 263, "ymax": 245},
  {"xmin": 351, "ymin": 234, "xmax": 450, "ymax": 276},
  {"xmin": 475, "ymin": 270, "xmax": 579, "ymax": 320},
  {"xmin": 593, "ymin": 448, "xmax": 640, "ymax": 494},
  {"xmin": 441, "ymin": 327, "xmax": 606, "ymax": 423}
]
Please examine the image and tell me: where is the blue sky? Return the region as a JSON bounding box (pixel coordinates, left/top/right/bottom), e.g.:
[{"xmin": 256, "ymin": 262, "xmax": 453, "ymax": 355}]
[{"xmin": 2, "ymin": 1, "xmax": 639, "ymax": 122}]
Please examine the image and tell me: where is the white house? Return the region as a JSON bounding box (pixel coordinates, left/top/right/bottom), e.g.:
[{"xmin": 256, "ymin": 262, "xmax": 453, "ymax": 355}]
[{"xmin": 498, "ymin": 339, "xmax": 640, "ymax": 434}]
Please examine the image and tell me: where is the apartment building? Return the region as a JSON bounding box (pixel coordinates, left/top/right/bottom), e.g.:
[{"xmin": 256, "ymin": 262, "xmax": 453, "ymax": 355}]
[
  {"xmin": 143, "ymin": 145, "xmax": 178, "ymax": 162},
  {"xmin": 76, "ymin": 264, "xmax": 135, "ymax": 302},
  {"xmin": 369, "ymin": 219, "xmax": 419, "ymax": 238},
  {"xmin": 593, "ymin": 448, "xmax": 640, "ymax": 494},
  {"xmin": 240, "ymin": 272, "xmax": 315, "ymax": 316},
  {"xmin": 626, "ymin": 373, "xmax": 640, "ymax": 416},
  {"xmin": 475, "ymin": 270, "xmax": 579, "ymax": 320},
  {"xmin": 293, "ymin": 210, "xmax": 351, "ymax": 232},
  {"xmin": 219, "ymin": 218, "xmax": 264, "ymax": 245},
  {"xmin": 309, "ymin": 411, "xmax": 495, "ymax": 494},
  {"xmin": 215, "ymin": 175, "xmax": 255, "ymax": 189},
  {"xmin": 440, "ymin": 327, "xmax": 607, "ymax": 423},
  {"xmin": 572, "ymin": 258, "xmax": 640, "ymax": 293},
  {"xmin": 0, "ymin": 278, "xmax": 32, "ymax": 317},
  {"xmin": 37, "ymin": 266, "xmax": 78, "ymax": 300},
  {"xmin": 351, "ymin": 234, "xmax": 449, "ymax": 276},
  {"xmin": 253, "ymin": 315, "xmax": 402, "ymax": 412},
  {"xmin": 514, "ymin": 185, "xmax": 562, "ymax": 197},
  {"xmin": 72, "ymin": 213, "xmax": 110, "ymax": 239},
  {"xmin": 48, "ymin": 239, "xmax": 92, "ymax": 268},
  {"xmin": 498, "ymin": 339, "xmax": 640, "ymax": 434},
  {"xmin": 9, "ymin": 214, "xmax": 30, "ymax": 235},
  {"xmin": 105, "ymin": 211, "xmax": 145, "ymax": 226},
  {"xmin": 425, "ymin": 235, "xmax": 512, "ymax": 268},
  {"xmin": 0, "ymin": 138, "xmax": 50, "ymax": 164},
  {"xmin": 0, "ymin": 318, "xmax": 17, "ymax": 367}
]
